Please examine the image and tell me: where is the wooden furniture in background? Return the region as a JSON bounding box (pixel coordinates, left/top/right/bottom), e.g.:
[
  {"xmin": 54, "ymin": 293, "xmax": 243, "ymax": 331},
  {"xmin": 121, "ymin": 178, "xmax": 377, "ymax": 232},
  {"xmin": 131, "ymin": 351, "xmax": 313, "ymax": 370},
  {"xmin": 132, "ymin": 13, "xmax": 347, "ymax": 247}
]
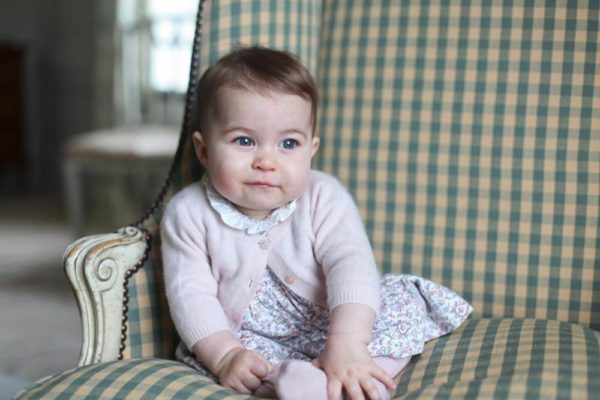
[
  {"xmin": 62, "ymin": 125, "xmax": 178, "ymax": 236},
  {"xmin": 0, "ymin": 44, "xmax": 24, "ymax": 172}
]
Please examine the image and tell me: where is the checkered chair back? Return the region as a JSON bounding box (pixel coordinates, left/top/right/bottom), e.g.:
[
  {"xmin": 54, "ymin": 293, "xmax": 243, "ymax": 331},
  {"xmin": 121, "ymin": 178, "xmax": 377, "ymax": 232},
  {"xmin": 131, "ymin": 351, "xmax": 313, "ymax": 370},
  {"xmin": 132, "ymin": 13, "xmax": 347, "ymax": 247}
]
[
  {"xmin": 314, "ymin": 1, "xmax": 599, "ymax": 328},
  {"xmin": 123, "ymin": 0, "xmax": 599, "ymax": 360}
]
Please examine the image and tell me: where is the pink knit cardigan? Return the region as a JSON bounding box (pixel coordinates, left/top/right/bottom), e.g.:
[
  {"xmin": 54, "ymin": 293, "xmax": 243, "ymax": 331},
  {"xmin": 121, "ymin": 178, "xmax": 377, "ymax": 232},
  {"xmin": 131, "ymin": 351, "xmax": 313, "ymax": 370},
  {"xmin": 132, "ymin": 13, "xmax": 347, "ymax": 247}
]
[{"xmin": 161, "ymin": 170, "xmax": 381, "ymax": 349}]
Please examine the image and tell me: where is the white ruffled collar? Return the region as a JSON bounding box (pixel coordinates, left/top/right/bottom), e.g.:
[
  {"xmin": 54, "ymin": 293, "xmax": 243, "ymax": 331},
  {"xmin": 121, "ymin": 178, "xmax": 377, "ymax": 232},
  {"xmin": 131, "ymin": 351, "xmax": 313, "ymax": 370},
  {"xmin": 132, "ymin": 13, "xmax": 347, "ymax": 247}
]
[{"xmin": 202, "ymin": 174, "xmax": 296, "ymax": 235}]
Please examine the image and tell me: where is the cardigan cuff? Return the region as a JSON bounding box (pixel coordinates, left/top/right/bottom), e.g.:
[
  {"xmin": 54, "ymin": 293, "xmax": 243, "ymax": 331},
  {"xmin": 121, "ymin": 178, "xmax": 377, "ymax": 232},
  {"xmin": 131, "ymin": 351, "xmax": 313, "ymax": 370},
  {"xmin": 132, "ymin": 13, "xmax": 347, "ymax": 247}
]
[
  {"xmin": 328, "ymin": 288, "xmax": 381, "ymax": 317},
  {"xmin": 179, "ymin": 316, "xmax": 232, "ymax": 350}
]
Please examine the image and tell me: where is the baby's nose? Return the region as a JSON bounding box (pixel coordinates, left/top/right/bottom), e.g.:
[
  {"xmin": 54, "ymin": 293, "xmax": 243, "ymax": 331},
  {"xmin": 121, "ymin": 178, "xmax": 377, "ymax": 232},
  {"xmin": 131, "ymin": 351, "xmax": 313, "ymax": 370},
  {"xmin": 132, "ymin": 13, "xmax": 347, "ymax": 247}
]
[{"xmin": 252, "ymin": 151, "xmax": 276, "ymax": 170}]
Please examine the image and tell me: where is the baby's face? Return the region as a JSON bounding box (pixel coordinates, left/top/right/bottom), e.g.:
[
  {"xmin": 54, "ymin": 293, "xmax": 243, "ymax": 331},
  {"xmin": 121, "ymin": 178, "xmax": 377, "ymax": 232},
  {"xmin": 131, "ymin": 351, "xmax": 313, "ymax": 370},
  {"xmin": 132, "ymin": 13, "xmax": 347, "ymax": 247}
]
[{"xmin": 193, "ymin": 87, "xmax": 319, "ymax": 219}]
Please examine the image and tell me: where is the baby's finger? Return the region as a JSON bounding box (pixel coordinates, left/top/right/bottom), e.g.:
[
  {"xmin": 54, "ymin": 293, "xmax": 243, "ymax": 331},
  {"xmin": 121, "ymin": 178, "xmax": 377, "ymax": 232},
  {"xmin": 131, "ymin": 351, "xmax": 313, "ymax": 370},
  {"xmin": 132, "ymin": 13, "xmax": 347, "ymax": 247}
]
[
  {"xmin": 370, "ymin": 366, "xmax": 396, "ymax": 390},
  {"xmin": 248, "ymin": 354, "xmax": 273, "ymax": 378},
  {"xmin": 240, "ymin": 372, "xmax": 262, "ymax": 392},
  {"xmin": 343, "ymin": 379, "xmax": 366, "ymax": 400},
  {"xmin": 227, "ymin": 379, "xmax": 253, "ymax": 395},
  {"xmin": 327, "ymin": 378, "xmax": 343, "ymax": 400},
  {"xmin": 357, "ymin": 376, "xmax": 382, "ymax": 400}
]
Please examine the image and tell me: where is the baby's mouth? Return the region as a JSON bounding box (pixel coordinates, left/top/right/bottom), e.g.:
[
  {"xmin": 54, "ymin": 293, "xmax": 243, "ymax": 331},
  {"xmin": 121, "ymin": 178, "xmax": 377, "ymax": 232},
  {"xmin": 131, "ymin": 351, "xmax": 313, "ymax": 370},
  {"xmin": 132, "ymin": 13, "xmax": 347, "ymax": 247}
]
[{"xmin": 247, "ymin": 181, "xmax": 277, "ymax": 188}]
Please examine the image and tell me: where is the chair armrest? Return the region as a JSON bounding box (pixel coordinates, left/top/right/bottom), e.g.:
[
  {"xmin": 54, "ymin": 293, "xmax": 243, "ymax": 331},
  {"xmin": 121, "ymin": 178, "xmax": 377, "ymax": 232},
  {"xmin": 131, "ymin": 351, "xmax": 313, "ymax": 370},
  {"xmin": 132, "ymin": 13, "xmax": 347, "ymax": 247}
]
[{"xmin": 64, "ymin": 226, "xmax": 148, "ymax": 366}]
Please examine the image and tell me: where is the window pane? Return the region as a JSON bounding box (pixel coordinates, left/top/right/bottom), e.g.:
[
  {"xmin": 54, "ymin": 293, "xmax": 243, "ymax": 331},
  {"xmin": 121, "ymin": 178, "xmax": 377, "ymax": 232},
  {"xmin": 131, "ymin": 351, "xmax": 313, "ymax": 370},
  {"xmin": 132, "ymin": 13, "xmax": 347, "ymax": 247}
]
[
  {"xmin": 150, "ymin": 44, "xmax": 192, "ymax": 92},
  {"xmin": 148, "ymin": 0, "xmax": 198, "ymax": 92},
  {"xmin": 148, "ymin": 0, "xmax": 198, "ymax": 18}
]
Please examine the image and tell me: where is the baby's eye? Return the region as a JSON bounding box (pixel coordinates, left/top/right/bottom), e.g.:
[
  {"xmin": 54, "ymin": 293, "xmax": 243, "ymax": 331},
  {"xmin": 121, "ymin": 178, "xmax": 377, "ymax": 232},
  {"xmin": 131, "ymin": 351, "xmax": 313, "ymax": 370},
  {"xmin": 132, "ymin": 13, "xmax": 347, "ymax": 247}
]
[
  {"xmin": 279, "ymin": 138, "xmax": 298, "ymax": 150},
  {"xmin": 234, "ymin": 136, "xmax": 255, "ymax": 147}
]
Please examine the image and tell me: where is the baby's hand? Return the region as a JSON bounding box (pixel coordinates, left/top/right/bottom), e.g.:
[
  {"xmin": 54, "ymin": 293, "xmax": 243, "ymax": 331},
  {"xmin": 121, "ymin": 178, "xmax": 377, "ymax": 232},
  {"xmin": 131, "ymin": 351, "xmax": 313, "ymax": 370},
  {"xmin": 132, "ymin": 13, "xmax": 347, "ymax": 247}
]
[
  {"xmin": 314, "ymin": 334, "xmax": 395, "ymax": 400},
  {"xmin": 214, "ymin": 347, "xmax": 273, "ymax": 394}
]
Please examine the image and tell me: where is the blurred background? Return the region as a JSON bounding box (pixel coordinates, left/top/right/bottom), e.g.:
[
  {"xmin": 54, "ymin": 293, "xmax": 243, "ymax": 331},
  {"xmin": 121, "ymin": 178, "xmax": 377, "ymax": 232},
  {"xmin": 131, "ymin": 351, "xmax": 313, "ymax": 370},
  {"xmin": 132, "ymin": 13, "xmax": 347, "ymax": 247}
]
[{"xmin": 0, "ymin": 0, "xmax": 198, "ymax": 397}]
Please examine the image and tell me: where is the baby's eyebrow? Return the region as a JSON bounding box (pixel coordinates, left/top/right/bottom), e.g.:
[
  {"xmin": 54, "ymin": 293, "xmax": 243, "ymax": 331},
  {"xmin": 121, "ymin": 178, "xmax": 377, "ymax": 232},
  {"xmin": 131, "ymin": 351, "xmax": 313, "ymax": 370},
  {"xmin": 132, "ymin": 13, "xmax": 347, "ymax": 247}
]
[
  {"xmin": 222, "ymin": 126, "xmax": 309, "ymax": 137},
  {"xmin": 222, "ymin": 126, "xmax": 254, "ymax": 135},
  {"xmin": 280, "ymin": 129, "xmax": 308, "ymax": 137}
]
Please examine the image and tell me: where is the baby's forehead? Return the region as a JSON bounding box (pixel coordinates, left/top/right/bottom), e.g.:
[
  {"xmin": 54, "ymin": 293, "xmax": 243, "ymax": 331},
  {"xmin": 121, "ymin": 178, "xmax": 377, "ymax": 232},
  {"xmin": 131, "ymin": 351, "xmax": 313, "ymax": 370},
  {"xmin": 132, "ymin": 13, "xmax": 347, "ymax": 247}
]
[
  {"xmin": 207, "ymin": 84, "xmax": 316, "ymax": 132},
  {"xmin": 214, "ymin": 85, "xmax": 313, "ymax": 111},
  {"xmin": 216, "ymin": 84, "xmax": 297, "ymax": 100}
]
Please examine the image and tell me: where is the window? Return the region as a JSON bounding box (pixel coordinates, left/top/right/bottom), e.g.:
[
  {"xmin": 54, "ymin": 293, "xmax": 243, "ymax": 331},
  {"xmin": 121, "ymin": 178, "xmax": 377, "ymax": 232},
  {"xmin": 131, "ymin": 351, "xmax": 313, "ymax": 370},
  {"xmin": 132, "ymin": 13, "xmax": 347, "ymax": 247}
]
[
  {"xmin": 147, "ymin": 0, "xmax": 198, "ymax": 92},
  {"xmin": 116, "ymin": 0, "xmax": 199, "ymax": 124}
]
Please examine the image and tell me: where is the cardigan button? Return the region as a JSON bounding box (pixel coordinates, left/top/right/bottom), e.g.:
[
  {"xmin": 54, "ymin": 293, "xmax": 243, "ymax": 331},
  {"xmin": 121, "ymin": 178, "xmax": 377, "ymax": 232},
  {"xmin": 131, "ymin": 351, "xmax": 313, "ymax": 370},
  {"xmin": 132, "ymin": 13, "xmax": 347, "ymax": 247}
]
[
  {"xmin": 258, "ymin": 239, "xmax": 270, "ymax": 249},
  {"xmin": 284, "ymin": 273, "xmax": 296, "ymax": 285}
]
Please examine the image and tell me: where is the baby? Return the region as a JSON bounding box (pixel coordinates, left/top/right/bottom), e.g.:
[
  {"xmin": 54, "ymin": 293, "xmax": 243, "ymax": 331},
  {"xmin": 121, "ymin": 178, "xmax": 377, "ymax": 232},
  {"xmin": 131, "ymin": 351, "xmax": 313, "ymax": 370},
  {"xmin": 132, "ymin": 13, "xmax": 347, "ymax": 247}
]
[{"xmin": 161, "ymin": 46, "xmax": 472, "ymax": 400}]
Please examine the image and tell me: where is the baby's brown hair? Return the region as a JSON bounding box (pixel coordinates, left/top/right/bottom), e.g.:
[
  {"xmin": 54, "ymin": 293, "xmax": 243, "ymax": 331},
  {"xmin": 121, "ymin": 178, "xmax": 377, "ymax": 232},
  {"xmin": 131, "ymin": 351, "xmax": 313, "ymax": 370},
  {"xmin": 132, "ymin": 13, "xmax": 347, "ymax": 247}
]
[{"xmin": 196, "ymin": 46, "xmax": 318, "ymax": 135}]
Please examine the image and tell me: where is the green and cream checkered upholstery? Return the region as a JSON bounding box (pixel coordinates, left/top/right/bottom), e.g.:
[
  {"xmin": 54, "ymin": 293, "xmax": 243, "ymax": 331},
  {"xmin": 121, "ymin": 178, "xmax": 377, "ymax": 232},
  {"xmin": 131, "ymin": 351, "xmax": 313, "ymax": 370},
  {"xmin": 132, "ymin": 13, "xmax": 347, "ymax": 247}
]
[
  {"xmin": 17, "ymin": 0, "xmax": 600, "ymax": 399},
  {"xmin": 18, "ymin": 319, "xmax": 600, "ymax": 399},
  {"xmin": 316, "ymin": 0, "xmax": 599, "ymax": 329}
]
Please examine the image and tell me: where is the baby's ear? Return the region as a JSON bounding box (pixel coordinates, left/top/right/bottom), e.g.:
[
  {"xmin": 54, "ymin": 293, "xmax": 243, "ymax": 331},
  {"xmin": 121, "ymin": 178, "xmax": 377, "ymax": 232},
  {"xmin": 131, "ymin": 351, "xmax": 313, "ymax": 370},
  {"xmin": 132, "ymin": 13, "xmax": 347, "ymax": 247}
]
[
  {"xmin": 310, "ymin": 136, "xmax": 320, "ymax": 158},
  {"xmin": 192, "ymin": 131, "xmax": 209, "ymax": 168}
]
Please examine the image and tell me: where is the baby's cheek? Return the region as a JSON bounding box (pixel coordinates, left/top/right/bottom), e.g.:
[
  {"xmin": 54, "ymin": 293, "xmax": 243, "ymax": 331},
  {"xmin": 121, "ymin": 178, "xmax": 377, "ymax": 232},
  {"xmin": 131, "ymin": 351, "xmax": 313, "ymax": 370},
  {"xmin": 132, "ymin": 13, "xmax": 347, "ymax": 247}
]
[
  {"xmin": 288, "ymin": 168, "xmax": 311, "ymax": 198},
  {"xmin": 210, "ymin": 168, "xmax": 238, "ymax": 197}
]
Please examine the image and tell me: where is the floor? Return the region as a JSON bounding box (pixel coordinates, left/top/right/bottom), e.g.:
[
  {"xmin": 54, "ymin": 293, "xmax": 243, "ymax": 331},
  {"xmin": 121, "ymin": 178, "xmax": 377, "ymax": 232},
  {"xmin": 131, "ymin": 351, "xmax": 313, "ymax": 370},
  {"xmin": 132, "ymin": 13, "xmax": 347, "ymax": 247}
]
[{"xmin": 0, "ymin": 193, "xmax": 81, "ymax": 399}]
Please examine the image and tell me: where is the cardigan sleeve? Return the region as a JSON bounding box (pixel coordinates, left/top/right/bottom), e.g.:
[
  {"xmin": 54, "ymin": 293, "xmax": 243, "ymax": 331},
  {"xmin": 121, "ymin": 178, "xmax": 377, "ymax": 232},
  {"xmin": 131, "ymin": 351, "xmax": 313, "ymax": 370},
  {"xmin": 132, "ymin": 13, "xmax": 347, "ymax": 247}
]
[
  {"xmin": 310, "ymin": 173, "xmax": 381, "ymax": 315},
  {"xmin": 160, "ymin": 187, "xmax": 232, "ymax": 349}
]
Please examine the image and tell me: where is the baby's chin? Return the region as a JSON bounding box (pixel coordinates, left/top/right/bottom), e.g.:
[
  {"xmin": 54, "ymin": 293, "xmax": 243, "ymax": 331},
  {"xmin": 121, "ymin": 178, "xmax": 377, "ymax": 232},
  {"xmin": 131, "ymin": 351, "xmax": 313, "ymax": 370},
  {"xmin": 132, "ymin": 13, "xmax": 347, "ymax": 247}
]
[
  {"xmin": 234, "ymin": 205, "xmax": 275, "ymax": 220},
  {"xmin": 235, "ymin": 201, "xmax": 293, "ymax": 220}
]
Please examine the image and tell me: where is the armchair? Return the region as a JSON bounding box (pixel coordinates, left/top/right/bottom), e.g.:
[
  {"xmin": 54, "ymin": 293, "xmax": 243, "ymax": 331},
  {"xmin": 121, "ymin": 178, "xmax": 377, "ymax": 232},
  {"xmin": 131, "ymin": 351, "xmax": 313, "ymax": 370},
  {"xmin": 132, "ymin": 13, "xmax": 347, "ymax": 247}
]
[{"xmin": 18, "ymin": 1, "xmax": 599, "ymax": 399}]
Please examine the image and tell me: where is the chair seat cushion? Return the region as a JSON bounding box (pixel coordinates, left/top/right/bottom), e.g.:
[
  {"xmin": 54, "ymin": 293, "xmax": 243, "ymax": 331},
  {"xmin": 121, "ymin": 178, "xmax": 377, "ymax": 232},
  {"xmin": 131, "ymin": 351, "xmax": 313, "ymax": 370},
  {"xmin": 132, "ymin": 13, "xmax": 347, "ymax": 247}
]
[
  {"xmin": 15, "ymin": 359, "xmax": 232, "ymax": 400},
  {"xmin": 17, "ymin": 319, "xmax": 600, "ymax": 399},
  {"xmin": 397, "ymin": 318, "xmax": 600, "ymax": 398}
]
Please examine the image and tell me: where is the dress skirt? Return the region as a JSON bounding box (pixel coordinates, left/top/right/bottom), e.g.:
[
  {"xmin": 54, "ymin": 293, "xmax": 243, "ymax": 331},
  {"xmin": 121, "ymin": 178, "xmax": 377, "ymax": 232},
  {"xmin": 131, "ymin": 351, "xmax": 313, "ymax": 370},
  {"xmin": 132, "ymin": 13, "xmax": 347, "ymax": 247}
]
[{"xmin": 176, "ymin": 268, "xmax": 472, "ymax": 376}]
